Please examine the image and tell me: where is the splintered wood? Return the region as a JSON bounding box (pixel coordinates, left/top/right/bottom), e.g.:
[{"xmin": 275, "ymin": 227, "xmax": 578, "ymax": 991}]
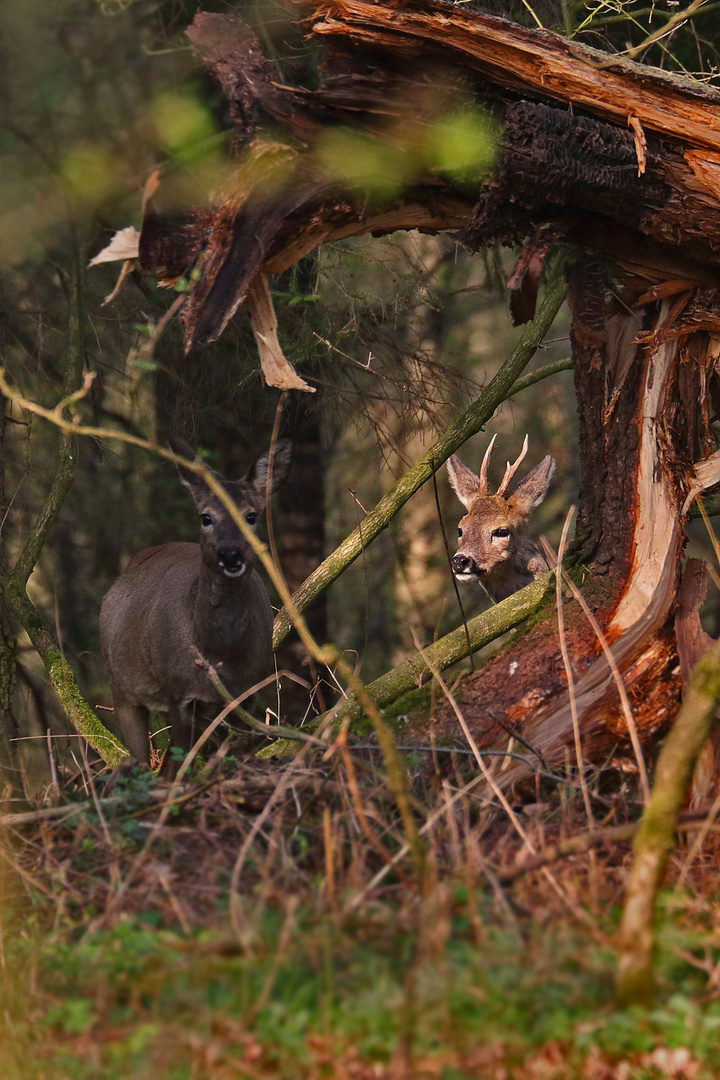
[
  {"xmin": 124, "ymin": 0, "xmax": 720, "ymax": 363},
  {"xmin": 246, "ymin": 275, "xmax": 316, "ymax": 393}
]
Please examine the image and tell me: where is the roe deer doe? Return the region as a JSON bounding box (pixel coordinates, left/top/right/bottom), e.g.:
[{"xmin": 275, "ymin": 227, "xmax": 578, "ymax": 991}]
[
  {"xmin": 447, "ymin": 435, "xmax": 555, "ymax": 602},
  {"xmin": 100, "ymin": 437, "xmax": 292, "ymax": 770}
]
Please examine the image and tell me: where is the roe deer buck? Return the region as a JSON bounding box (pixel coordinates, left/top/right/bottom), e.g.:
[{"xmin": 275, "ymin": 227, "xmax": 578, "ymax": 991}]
[
  {"xmin": 100, "ymin": 436, "xmax": 292, "ymax": 770},
  {"xmin": 447, "ymin": 435, "xmax": 555, "ymax": 602}
]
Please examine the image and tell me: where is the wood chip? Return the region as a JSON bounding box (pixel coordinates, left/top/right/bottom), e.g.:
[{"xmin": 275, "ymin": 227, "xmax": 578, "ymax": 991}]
[{"xmin": 246, "ymin": 274, "xmax": 316, "ymax": 392}]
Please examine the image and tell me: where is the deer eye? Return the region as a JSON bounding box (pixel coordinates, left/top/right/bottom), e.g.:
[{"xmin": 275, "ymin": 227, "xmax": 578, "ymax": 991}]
[
  {"xmin": 200, "ymin": 513, "xmax": 212, "ymax": 527},
  {"xmin": 492, "ymin": 527, "xmax": 510, "ymax": 539},
  {"xmin": 457, "ymin": 527, "xmax": 463, "ymax": 538},
  {"xmin": 245, "ymin": 511, "xmax": 258, "ymax": 525}
]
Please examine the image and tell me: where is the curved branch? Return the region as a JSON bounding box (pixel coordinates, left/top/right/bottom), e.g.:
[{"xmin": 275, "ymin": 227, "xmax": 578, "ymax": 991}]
[{"xmin": 272, "ymin": 264, "xmax": 568, "ymax": 646}]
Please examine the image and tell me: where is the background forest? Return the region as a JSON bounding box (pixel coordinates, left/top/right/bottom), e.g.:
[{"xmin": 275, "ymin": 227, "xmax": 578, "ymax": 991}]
[
  {"xmin": 4, "ymin": 2, "xmax": 720, "ymax": 1078},
  {"xmin": 0, "ymin": 0, "xmax": 582, "ymax": 778}
]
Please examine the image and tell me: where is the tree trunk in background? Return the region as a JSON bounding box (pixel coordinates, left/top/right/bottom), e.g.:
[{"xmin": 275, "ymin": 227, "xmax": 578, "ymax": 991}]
[
  {"xmin": 274, "ymin": 402, "xmax": 329, "ymax": 720},
  {"xmin": 383, "ymin": 241, "xmax": 454, "ymax": 665},
  {"xmin": 0, "ymin": 278, "xmax": 21, "ymax": 795},
  {"xmin": 0, "ymin": 402, "xmax": 20, "ymax": 794},
  {"xmin": 389, "ymin": 443, "xmax": 449, "ymax": 666}
]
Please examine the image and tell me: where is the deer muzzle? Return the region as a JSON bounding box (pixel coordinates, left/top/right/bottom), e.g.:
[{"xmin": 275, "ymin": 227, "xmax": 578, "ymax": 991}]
[
  {"xmin": 452, "ymin": 553, "xmax": 484, "ymax": 580},
  {"xmin": 217, "ymin": 546, "xmax": 247, "ymax": 577}
]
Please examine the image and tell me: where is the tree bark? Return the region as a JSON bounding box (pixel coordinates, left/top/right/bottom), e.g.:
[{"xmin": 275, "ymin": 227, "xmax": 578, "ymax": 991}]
[
  {"xmin": 137, "ymin": 2, "xmax": 720, "ymax": 355},
  {"xmin": 1, "ymin": 253, "xmax": 126, "ymax": 770}
]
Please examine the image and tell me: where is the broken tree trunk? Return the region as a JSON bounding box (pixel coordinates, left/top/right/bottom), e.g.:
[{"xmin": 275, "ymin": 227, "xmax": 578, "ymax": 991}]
[
  {"xmin": 136, "ymin": 1, "xmax": 720, "ymax": 353},
  {"xmin": 429, "ymin": 267, "xmax": 720, "ymax": 790},
  {"xmin": 126, "ymin": 1, "xmax": 720, "ymax": 791}
]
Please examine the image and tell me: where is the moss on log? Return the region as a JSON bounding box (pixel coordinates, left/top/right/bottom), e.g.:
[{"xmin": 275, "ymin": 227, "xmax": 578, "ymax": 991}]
[{"xmin": 262, "ymin": 573, "xmax": 550, "ymax": 758}]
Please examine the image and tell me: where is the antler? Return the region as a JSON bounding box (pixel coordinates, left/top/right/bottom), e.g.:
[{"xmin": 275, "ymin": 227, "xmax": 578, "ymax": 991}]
[
  {"xmin": 496, "ymin": 434, "xmax": 529, "ymax": 496},
  {"xmin": 478, "ymin": 433, "xmax": 497, "ymax": 493}
]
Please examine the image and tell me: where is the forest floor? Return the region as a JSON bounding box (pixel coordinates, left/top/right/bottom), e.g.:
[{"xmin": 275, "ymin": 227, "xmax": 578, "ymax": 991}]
[{"xmin": 2, "ymin": 749, "xmax": 720, "ymax": 1080}]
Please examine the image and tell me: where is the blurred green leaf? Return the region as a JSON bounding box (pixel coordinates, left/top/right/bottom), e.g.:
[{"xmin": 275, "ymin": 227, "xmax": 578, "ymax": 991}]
[{"xmin": 421, "ymin": 110, "xmax": 497, "ymax": 180}]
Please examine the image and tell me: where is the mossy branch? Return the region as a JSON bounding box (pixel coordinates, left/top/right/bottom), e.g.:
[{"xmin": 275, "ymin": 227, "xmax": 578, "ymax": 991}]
[
  {"xmin": 615, "ymin": 637, "xmax": 720, "ymax": 1006},
  {"xmin": 260, "ymin": 573, "xmax": 551, "ymax": 758},
  {"xmin": 272, "ymin": 265, "xmax": 569, "ymax": 647}
]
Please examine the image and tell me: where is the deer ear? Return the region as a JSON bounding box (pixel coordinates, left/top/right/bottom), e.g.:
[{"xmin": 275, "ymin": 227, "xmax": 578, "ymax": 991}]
[
  {"xmin": 168, "ymin": 436, "xmax": 204, "ymax": 498},
  {"xmin": 447, "ymin": 455, "xmax": 481, "ymax": 509},
  {"xmin": 510, "ymin": 455, "xmax": 556, "ymax": 515},
  {"xmin": 249, "ymin": 439, "xmax": 293, "ymax": 501}
]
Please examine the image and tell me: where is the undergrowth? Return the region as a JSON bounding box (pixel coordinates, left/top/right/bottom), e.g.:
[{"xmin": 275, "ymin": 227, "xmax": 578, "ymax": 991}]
[{"xmin": 2, "ymin": 751, "xmax": 720, "ymax": 1079}]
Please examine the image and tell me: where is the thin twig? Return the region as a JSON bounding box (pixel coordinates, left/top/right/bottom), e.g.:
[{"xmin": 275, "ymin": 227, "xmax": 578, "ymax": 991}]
[
  {"xmin": 336, "ymin": 729, "xmax": 413, "ymax": 886},
  {"xmin": 550, "ymin": 508, "xmax": 594, "ymax": 827},
  {"xmin": 676, "ymin": 786, "xmax": 720, "ymax": 888},
  {"xmin": 430, "ymin": 459, "xmax": 474, "ymax": 671},
  {"xmin": 409, "ymin": 627, "xmax": 535, "ymax": 849},
  {"xmin": 409, "ymin": 628, "xmax": 589, "ymax": 922},
  {"xmin": 497, "ymin": 811, "xmax": 720, "ymax": 884},
  {"xmin": 542, "ymin": 540, "xmax": 650, "ymax": 804}
]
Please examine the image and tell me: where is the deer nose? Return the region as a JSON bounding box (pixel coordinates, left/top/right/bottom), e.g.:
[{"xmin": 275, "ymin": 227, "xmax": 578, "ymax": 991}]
[
  {"xmin": 453, "ymin": 552, "xmax": 487, "ymax": 578},
  {"xmin": 217, "ymin": 547, "xmax": 246, "ymax": 576},
  {"xmin": 452, "ymin": 553, "xmax": 482, "ymax": 577}
]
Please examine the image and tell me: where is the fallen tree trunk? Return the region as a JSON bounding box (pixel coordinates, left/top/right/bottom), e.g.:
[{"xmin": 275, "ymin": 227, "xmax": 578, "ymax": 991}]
[{"xmin": 137, "ymin": 1, "xmax": 720, "ymax": 353}]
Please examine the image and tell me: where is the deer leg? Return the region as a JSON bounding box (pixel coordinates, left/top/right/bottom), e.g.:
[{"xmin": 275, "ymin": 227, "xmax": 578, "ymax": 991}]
[
  {"xmin": 160, "ymin": 700, "xmax": 197, "ymax": 777},
  {"xmin": 111, "ymin": 688, "xmax": 151, "ymax": 765}
]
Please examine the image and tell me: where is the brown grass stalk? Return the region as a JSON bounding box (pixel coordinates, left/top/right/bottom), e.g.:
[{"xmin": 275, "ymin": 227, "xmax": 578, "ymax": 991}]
[
  {"xmin": 408, "ymin": 629, "xmax": 588, "ymax": 920},
  {"xmin": 550, "ymin": 507, "xmax": 594, "ymax": 828}
]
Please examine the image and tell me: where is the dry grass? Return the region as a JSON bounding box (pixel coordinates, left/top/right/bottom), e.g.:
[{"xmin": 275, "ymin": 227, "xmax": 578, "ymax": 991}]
[
  {"xmin": 4, "ymin": 740, "xmax": 645, "ymax": 934},
  {"xmin": 2, "ymin": 731, "xmax": 720, "ymax": 1079}
]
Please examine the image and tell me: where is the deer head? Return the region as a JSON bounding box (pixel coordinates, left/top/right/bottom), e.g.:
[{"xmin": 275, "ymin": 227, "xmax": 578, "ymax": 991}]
[
  {"xmin": 169, "ymin": 435, "xmax": 293, "ymax": 581},
  {"xmin": 447, "ymin": 435, "xmax": 555, "ymax": 601}
]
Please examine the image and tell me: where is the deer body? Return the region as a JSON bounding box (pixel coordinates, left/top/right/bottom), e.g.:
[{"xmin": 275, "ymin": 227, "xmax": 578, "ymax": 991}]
[
  {"xmin": 447, "ymin": 436, "xmax": 555, "ymax": 602},
  {"xmin": 100, "ymin": 438, "xmax": 291, "ymax": 768}
]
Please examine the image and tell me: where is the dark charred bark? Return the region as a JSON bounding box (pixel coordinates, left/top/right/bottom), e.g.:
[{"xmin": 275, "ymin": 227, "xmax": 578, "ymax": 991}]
[{"xmin": 136, "ymin": 2, "xmax": 720, "ymax": 355}]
